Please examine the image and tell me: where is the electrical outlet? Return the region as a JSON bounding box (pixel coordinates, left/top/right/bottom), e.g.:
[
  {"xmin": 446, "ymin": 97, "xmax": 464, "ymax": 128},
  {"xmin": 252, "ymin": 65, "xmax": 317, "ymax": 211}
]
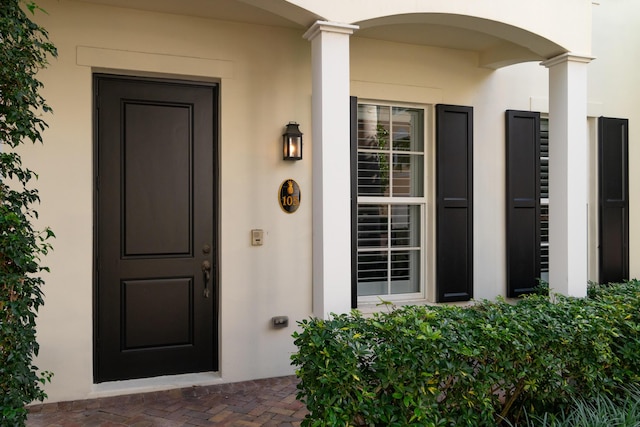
[{"xmin": 271, "ymin": 316, "xmax": 289, "ymax": 328}]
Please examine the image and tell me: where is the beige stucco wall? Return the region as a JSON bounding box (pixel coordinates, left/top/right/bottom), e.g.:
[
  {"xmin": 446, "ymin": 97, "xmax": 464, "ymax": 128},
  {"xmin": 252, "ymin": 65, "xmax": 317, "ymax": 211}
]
[
  {"xmin": 24, "ymin": 0, "xmax": 638, "ymax": 403},
  {"xmin": 350, "ymin": 37, "xmax": 550, "ymax": 301},
  {"xmin": 589, "ymin": 0, "xmax": 640, "ymax": 280},
  {"xmin": 31, "ymin": 0, "xmax": 313, "ymax": 402}
]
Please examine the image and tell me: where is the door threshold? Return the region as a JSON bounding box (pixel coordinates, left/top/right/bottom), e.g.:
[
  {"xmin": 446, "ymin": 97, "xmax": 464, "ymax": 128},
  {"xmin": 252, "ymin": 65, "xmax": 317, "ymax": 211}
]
[{"xmin": 90, "ymin": 372, "xmax": 222, "ymax": 398}]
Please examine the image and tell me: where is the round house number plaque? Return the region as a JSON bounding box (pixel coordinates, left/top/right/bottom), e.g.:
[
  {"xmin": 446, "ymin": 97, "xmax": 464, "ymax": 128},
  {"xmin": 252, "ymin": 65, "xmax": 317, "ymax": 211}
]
[{"xmin": 279, "ymin": 179, "xmax": 301, "ymax": 213}]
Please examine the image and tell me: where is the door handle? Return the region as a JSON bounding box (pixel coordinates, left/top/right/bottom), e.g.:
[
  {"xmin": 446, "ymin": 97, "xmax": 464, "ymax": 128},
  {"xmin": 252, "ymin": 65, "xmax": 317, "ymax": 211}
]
[{"xmin": 202, "ymin": 260, "xmax": 211, "ymax": 298}]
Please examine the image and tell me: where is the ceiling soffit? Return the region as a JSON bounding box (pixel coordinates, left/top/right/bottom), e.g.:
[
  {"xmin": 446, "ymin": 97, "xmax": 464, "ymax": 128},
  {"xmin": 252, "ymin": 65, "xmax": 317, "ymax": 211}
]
[
  {"xmin": 354, "ymin": 14, "xmax": 567, "ymax": 69},
  {"xmin": 74, "ymin": 0, "xmax": 317, "ymax": 29}
]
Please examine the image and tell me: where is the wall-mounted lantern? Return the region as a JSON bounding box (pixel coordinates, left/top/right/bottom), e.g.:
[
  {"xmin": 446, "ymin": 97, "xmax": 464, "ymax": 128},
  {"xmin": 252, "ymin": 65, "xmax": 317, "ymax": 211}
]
[{"xmin": 282, "ymin": 122, "xmax": 303, "ymax": 160}]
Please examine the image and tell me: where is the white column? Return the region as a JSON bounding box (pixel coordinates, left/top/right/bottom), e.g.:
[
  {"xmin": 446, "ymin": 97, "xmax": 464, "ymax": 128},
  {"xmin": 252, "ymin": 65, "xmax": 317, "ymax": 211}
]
[
  {"xmin": 542, "ymin": 53, "xmax": 593, "ymax": 297},
  {"xmin": 303, "ymin": 21, "xmax": 358, "ymax": 319}
]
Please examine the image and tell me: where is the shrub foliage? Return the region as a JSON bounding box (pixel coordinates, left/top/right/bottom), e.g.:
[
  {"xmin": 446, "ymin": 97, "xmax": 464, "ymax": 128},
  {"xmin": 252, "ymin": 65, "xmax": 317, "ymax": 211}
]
[
  {"xmin": 517, "ymin": 384, "xmax": 640, "ymax": 427},
  {"xmin": 1, "ymin": 1, "xmax": 56, "ymax": 425},
  {"xmin": 292, "ymin": 281, "xmax": 640, "ymax": 426}
]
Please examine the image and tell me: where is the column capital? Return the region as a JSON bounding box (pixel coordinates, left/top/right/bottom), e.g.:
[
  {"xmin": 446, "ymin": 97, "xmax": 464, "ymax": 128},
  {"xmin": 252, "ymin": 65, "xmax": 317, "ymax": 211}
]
[
  {"xmin": 541, "ymin": 52, "xmax": 595, "ymax": 68},
  {"xmin": 303, "ymin": 21, "xmax": 359, "ymax": 41}
]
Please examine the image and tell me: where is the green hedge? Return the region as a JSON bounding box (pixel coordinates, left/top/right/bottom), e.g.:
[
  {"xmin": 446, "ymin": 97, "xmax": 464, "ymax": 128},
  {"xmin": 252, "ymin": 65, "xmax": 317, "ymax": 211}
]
[{"xmin": 291, "ymin": 281, "xmax": 640, "ymax": 426}]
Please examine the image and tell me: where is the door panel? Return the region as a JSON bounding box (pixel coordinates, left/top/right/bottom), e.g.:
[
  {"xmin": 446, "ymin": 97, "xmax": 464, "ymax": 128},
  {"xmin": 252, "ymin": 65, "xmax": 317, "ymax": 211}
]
[
  {"xmin": 94, "ymin": 75, "xmax": 218, "ymax": 382},
  {"xmin": 123, "ymin": 102, "xmax": 192, "ymax": 256},
  {"xmin": 123, "ymin": 278, "xmax": 193, "ymax": 349}
]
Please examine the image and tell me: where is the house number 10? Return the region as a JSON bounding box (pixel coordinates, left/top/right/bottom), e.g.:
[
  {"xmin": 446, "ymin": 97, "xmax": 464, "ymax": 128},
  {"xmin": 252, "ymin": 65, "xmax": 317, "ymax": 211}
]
[{"xmin": 279, "ymin": 179, "xmax": 301, "ymax": 214}]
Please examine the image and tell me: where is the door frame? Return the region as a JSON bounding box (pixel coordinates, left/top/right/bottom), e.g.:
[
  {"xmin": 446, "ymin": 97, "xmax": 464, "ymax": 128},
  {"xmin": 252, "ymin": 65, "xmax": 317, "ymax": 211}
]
[{"xmin": 92, "ymin": 73, "xmax": 221, "ymax": 382}]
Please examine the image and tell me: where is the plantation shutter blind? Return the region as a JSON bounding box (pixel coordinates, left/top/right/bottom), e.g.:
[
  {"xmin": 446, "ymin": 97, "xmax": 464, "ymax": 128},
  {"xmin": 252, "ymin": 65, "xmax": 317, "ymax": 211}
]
[
  {"xmin": 505, "ymin": 110, "xmax": 541, "ymax": 297},
  {"xmin": 435, "ymin": 104, "xmax": 473, "ymax": 302},
  {"xmin": 539, "ymin": 118, "xmax": 549, "ymax": 280},
  {"xmin": 598, "ymin": 117, "xmax": 629, "ymax": 284}
]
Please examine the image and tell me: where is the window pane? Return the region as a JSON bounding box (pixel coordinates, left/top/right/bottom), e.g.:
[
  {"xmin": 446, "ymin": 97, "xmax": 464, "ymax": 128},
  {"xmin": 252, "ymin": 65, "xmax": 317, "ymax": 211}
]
[
  {"xmin": 540, "ymin": 204, "xmax": 549, "ymax": 245},
  {"xmin": 358, "ymin": 152, "xmax": 390, "ymax": 196},
  {"xmin": 540, "ymin": 203, "xmax": 549, "ymax": 278},
  {"xmin": 390, "ymin": 205, "xmax": 420, "ymax": 247},
  {"xmin": 357, "ymin": 251, "xmax": 388, "ymax": 296},
  {"xmin": 540, "ymin": 118, "xmax": 549, "ymax": 199},
  {"xmin": 390, "ymin": 250, "xmax": 420, "ymax": 294},
  {"xmin": 540, "ymin": 158, "xmax": 549, "ymax": 199},
  {"xmin": 540, "ymin": 118, "xmax": 549, "ymax": 283},
  {"xmin": 392, "ymin": 154, "xmax": 423, "ymax": 196},
  {"xmin": 358, "ymin": 104, "xmax": 389, "ymax": 150},
  {"xmin": 357, "ymin": 204, "xmax": 422, "ymax": 297},
  {"xmin": 392, "ymin": 107, "xmax": 424, "ymax": 152},
  {"xmin": 358, "ymin": 104, "xmax": 390, "ymax": 196},
  {"xmin": 357, "ymin": 204, "xmax": 387, "ymax": 248}
]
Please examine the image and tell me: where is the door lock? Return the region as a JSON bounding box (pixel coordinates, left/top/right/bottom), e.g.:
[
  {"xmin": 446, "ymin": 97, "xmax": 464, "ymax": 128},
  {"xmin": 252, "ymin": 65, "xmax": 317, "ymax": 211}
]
[{"xmin": 202, "ymin": 260, "xmax": 211, "ymax": 280}]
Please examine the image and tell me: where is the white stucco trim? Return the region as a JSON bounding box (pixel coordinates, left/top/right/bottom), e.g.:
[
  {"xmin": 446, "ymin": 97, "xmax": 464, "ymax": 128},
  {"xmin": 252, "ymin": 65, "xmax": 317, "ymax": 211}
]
[
  {"xmin": 351, "ymin": 80, "xmax": 443, "ymax": 106},
  {"xmin": 89, "ymin": 372, "xmax": 223, "ymax": 399},
  {"xmin": 76, "ymin": 46, "xmax": 235, "ymax": 79},
  {"xmin": 302, "ymin": 21, "xmax": 359, "ymax": 40},
  {"xmin": 541, "ymin": 52, "xmax": 594, "ymax": 69}
]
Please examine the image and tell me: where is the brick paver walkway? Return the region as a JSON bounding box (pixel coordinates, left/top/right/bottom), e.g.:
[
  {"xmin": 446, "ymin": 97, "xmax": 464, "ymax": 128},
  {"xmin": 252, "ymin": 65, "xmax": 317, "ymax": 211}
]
[{"xmin": 26, "ymin": 375, "xmax": 308, "ymax": 427}]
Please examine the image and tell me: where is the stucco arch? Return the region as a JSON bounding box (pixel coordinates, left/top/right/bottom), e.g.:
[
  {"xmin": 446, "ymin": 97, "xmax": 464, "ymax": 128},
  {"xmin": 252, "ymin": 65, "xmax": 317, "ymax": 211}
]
[
  {"xmin": 353, "ymin": 13, "xmax": 567, "ymax": 69},
  {"xmin": 239, "ymin": 0, "xmax": 590, "ymax": 68}
]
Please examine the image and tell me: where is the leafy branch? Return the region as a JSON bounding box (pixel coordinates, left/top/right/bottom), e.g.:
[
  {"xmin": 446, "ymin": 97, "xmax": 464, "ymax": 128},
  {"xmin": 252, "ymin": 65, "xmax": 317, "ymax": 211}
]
[{"xmin": 1, "ymin": 1, "xmax": 57, "ymax": 425}]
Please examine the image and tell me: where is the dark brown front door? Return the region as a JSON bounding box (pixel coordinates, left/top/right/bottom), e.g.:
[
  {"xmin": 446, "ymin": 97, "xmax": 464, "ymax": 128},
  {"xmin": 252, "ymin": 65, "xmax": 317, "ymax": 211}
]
[{"xmin": 94, "ymin": 75, "xmax": 218, "ymax": 382}]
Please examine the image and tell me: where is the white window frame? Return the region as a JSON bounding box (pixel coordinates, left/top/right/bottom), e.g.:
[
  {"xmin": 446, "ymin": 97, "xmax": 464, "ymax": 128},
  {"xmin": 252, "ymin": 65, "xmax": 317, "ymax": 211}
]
[{"xmin": 356, "ymin": 101, "xmax": 431, "ymax": 304}]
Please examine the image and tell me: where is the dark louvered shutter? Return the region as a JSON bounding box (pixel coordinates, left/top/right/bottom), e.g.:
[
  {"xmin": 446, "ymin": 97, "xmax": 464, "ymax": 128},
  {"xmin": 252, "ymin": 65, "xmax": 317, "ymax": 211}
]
[
  {"xmin": 598, "ymin": 117, "xmax": 629, "ymax": 284},
  {"xmin": 505, "ymin": 110, "xmax": 541, "ymax": 297},
  {"xmin": 436, "ymin": 104, "xmax": 473, "ymax": 302},
  {"xmin": 350, "ymin": 96, "xmax": 358, "ymax": 308}
]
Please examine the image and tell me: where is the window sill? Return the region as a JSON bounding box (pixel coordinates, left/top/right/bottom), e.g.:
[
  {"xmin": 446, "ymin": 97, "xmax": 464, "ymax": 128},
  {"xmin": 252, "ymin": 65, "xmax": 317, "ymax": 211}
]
[
  {"xmin": 355, "ymin": 298, "xmax": 474, "ymax": 315},
  {"xmin": 356, "ymin": 299, "xmax": 431, "ymax": 316}
]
